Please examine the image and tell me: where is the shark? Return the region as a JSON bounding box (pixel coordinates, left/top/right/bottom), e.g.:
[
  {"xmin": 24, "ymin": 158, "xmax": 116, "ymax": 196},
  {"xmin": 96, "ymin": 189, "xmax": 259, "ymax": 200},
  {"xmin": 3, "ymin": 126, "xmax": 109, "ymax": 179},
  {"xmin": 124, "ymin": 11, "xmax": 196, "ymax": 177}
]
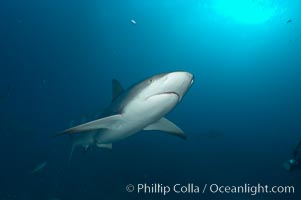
[{"xmin": 57, "ymin": 71, "xmax": 194, "ymax": 158}]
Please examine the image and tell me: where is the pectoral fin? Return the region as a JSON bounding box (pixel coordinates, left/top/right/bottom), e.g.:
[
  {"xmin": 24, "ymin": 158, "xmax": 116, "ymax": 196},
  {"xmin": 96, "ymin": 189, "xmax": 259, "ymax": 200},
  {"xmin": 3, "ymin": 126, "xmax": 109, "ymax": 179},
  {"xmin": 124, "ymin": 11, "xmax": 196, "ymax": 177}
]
[
  {"xmin": 143, "ymin": 117, "xmax": 187, "ymax": 139},
  {"xmin": 57, "ymin": 114, "xmax": 122, "ymax": 136}
]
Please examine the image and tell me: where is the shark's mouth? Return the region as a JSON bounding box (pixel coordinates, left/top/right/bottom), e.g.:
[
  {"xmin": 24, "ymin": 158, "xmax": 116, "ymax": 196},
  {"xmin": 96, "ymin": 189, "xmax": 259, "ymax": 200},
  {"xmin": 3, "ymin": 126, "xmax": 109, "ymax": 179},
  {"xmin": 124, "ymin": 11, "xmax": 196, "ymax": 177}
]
[
  {"xmin": 161, "ymin": 92, "xmax": 180, "ymax": 100},
  {"xmin": 146, "ymin": 92, "xmax": 180, "ymax": 102}
]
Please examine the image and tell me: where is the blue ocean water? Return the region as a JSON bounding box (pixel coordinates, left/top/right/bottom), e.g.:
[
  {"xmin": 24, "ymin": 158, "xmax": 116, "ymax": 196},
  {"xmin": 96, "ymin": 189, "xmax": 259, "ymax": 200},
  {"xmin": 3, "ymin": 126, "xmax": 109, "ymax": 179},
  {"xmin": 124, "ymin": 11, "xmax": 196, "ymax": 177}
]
[{"xmin": 0, "ymin": 0, "xmax": 300, "ymax": 199}]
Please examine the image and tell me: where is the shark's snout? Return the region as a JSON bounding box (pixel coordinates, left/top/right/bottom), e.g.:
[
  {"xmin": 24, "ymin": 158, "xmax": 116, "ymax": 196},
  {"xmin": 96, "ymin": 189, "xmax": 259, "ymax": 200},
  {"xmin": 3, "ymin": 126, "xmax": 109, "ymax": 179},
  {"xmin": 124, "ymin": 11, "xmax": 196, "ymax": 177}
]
[
  {"xmin": 162, "ymin": 71, "xmax": 193, "ymax": 100},
  {"xmin": 166, "ymin": 71, "xmax": 193, "ymax": 79}
]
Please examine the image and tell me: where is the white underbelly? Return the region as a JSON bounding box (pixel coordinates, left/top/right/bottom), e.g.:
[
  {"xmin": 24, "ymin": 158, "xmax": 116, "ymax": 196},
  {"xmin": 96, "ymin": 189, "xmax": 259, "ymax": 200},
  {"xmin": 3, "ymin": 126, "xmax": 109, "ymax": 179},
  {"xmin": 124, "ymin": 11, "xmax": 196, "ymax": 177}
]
[
  {"xmin": 94, "ymin": 120, "xmax": 148, "ymax": 144},
  {"xmin": 96, "ymin": 93, "xmax": 179, "ymax": 144}
]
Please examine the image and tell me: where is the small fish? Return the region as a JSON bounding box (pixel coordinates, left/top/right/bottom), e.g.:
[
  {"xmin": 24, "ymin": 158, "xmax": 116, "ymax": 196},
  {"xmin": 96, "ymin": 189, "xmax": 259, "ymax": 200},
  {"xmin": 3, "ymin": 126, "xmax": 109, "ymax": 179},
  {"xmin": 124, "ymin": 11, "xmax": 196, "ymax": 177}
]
[
  {"xmin": 287, "ymin": 19, "xmax": 292, "ymax": 24},
  {"xmin": 30, "ymin": 161, "xmax": 47, "ymax": 174},
  {"xmin": 130, "ymin": 19, "xmax": 137, "ymax": 25}
]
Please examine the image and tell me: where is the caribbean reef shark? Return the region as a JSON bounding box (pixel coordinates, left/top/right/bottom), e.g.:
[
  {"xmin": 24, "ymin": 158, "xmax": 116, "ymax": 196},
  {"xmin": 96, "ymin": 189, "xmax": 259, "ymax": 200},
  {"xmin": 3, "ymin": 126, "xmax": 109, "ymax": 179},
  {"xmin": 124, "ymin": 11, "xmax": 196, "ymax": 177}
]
[{"xmin": 57, "ymin": 71, "xmax": 194, "ymax": 158}]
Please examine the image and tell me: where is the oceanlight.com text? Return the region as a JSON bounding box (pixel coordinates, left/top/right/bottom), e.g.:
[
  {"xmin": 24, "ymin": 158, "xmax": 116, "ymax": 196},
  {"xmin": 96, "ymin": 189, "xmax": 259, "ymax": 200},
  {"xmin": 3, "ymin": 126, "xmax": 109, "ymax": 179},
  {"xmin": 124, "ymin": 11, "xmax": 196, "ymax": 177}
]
[{"xmin": 125, "ymin": 183, "xmax": 295, "ymax": 196}]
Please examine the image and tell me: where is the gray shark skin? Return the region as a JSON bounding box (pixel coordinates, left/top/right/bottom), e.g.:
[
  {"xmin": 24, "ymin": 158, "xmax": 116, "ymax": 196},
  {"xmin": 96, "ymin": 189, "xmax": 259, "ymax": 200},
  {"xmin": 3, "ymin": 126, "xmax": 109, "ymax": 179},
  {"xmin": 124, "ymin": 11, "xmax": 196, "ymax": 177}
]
[{"xmin": 58, "ymin": 71, "xmax": 194, "ymax": 154}]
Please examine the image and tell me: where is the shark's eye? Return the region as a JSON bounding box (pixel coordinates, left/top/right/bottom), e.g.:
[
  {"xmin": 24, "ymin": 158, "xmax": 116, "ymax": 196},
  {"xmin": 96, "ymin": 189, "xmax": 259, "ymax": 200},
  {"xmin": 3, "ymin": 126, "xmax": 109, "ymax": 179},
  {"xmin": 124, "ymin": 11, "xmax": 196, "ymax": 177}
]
[{"xmin": 149, "ymin": 79, "xmax": 153, "ymax": 83}]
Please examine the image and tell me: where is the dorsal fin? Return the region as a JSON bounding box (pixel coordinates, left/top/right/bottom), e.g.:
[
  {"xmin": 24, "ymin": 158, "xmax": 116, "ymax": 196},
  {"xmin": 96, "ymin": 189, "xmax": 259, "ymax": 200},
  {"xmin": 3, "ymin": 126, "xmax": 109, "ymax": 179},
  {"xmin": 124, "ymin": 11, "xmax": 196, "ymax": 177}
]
[{"xmin": 112, "ymin": 79, "xmax": 124, "ymax": 101}]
